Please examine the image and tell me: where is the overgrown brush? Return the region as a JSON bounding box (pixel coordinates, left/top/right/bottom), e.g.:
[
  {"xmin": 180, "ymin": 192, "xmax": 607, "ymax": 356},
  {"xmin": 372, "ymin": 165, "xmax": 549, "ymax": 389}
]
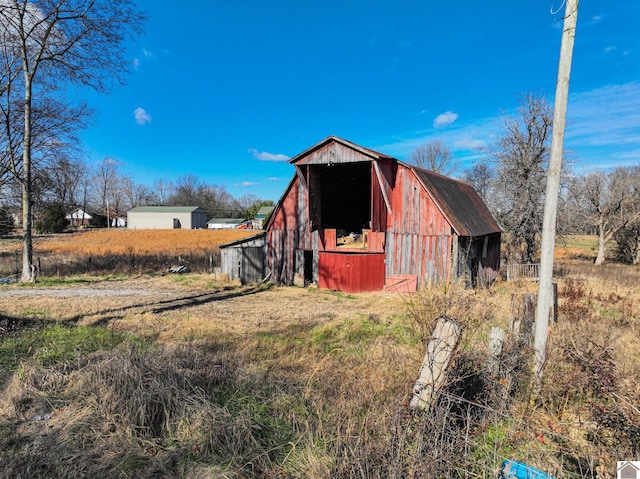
[
  {"xmin": 0, "ymin": 342, "xmax": 296, "ymax": 479},
  {"xmin": 1, "ymin": 268, "xmax": 639, "ymax": 478}
]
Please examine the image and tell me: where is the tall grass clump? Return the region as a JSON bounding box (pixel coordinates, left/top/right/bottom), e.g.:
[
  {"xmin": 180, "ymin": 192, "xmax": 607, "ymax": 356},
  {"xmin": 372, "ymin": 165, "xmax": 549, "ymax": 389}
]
[{"xmin": 0, "ymin": 341, "xmax": 299, "ymax": 479}]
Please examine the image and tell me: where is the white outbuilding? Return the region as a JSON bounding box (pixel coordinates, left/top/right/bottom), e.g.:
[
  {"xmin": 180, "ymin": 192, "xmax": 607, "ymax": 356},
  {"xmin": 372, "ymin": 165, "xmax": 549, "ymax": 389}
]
[{"xmin": 127, "ymin": 206, "xmax": 208, "ymax": 230}]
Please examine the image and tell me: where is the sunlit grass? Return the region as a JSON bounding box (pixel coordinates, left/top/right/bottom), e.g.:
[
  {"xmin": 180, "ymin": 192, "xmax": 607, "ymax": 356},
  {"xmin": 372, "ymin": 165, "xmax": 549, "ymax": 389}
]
[
  {"xmin": 33, "ymin": 229, "xmax": 258, "ymax": 256},
  {"xmin": 0, "ymin": 324, "xmax": 141, "ymax": 371}
]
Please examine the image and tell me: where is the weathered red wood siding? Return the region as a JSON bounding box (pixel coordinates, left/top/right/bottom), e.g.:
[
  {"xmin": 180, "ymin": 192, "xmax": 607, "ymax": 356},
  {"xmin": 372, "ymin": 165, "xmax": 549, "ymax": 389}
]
[
  {"xmin": 385, "ymin": 166, "xmax": 453, "ymax": 288},
  {"xmin": 318, "ymin": 252, "xmax": 385, "ymax": 293},
  {"xmin": 269, "ymin": 162, "xmax": 456, "ymax": 290},
  {"xmin": 267, "ymin": 177, "xmax": 312, "ymax": 285}
]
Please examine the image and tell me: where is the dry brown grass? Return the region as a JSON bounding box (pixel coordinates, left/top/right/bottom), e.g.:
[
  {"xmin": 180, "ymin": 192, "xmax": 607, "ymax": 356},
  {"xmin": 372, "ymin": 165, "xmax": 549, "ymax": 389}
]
[
  {"xmin": 0, "ymin": 229, "xmax": 260, "ymax": 276},
  {"xmin": 34, "ymin": 228, "xmax": 258, "ymax": 256},
  {"xmin": 1, "ymin": 243, "xmax": 640, "ymax": 477}
]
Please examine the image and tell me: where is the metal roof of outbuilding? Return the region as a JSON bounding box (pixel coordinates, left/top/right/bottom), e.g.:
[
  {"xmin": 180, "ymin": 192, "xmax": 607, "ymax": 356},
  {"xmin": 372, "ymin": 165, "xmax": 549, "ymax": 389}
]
[{"xmin": 128, "ymin": 206, "xmax": 203, "ymax": 213}]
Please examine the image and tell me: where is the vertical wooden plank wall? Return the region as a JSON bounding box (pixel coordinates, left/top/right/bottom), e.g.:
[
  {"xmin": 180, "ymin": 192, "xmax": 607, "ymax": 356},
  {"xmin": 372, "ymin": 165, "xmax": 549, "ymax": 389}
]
[
  {"xmin": 267, "ymin": 177, "xmax": 312, "ymax": 285},
  {"xmin": 386, "ymin": 167, "xmax": 452, "ymax": 288}
]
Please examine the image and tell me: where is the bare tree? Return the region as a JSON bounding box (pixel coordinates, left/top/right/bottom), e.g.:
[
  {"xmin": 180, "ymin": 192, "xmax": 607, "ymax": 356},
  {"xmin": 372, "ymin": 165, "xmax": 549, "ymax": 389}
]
[
  {"xmin": 0, "ymin": 0, "xmax": 144, "ymax": 282},
  {"xmin": 409, "ymin": 139, "xmax": 459, "ymax": 176},
  {"xmin": 568, "ymin": 167, "xmax": 640, "ymax": 265},
  {"xmin": 90, "ymin": 157, "xmax": 122, "ymax": 223},
  {"xmin": 463, "ymin": 161, "xmax": 495, "ymax": 205},
  {"xmin": 170, "ymin": 173, "xmax": 202, "ymax": 206},
  {"xmin": 40, "ymin": 156, "xmax": 87, "ymax": 209},
  {"xmin": 153, "ymin": 178, "xmax": 174, "ymax": 205},
  {"xmin": 169, "ymin": 173, "xmax": 235, "ymax": 218},
  {"xmin": 121, "ymin": 175, "xmax": 153, "ymax": 211},
  {"xmin": 1, "ymin": 84, "xmax": 89, "ymax": 223},
  {"xmin": 487, "ymin": 93, "xmax": 554, "ymax": 264}
]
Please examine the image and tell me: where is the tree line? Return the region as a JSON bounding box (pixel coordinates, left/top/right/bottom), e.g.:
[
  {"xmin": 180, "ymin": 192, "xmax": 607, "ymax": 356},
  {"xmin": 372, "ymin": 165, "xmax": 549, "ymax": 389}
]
[{"xmin": 412, "ymin": 93, "xmax": 640, "ymax": 267}]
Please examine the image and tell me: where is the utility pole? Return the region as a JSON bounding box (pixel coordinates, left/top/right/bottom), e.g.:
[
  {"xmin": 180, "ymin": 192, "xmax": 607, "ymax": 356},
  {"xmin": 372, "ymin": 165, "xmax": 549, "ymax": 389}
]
[{"xmin": 534, "ymin": 0, "xmax": 579, "ymax": 382}]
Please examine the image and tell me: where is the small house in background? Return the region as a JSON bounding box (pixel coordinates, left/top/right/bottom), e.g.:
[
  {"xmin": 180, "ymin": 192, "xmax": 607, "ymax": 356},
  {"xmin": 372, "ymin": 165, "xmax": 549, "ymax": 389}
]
[
  {"xmin": 127, "ymin": 206, "xmax": 207, "ymax": 230},
  {"xmin": 66, "ymin": 208, "xmax": 93, "ymax": 227},
  {"xmin": 207, "ymin": 218, "xmax": 246, "ymax": 229},
  {"xmin": 221, "ymin": 136, "xmax": 501, "ymax": 292},
  {"xmin": 254, "ymin": 206, "xmax": 274, "ymax": 229}
]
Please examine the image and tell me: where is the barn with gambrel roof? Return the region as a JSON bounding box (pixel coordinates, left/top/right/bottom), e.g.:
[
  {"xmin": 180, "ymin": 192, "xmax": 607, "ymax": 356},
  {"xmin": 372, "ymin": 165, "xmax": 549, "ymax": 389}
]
[{"xmin": 223, "ymin": 136, "xmax": 501, "ymax": 292}]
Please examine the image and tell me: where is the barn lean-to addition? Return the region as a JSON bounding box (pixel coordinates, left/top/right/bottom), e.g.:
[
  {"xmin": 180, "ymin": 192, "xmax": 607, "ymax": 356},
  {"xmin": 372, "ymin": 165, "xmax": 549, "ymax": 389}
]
[{"xmin": 222, "ymin": 136, "xmax": 501, "ymax": 292}]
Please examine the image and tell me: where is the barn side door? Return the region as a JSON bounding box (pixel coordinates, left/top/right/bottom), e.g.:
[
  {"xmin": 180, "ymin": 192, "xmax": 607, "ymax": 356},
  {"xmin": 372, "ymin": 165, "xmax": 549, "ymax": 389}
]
[{"xmin": 240, "ymin": 247, "xmax": 265, "ymax": 284}]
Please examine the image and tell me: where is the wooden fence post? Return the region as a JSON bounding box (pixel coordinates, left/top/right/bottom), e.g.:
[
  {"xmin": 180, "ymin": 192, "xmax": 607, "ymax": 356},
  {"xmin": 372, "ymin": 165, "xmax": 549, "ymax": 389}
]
[
  {"xmin": 488, "ymin": 327, "xmax": 506, "ymax": 377},
  {"xmin": 410, "ymin": 315, "xmax": 463, "ymax": 411},
  {"xmin": 522, "ymin": 294, "xmax": 537, "ymax": 345}
]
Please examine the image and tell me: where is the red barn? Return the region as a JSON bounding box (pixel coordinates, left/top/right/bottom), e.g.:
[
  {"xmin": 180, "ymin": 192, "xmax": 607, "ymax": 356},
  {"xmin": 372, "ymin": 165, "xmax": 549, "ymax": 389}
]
[{"xmin": 222, "ymin": 136, "xmax": 501, "ymax": 292}]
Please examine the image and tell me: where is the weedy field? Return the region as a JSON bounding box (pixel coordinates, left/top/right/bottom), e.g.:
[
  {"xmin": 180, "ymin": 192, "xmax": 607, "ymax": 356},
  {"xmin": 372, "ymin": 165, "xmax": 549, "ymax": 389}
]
[
  {"xmin": 0, "ymin": 233, "xmax": 638, "ymax": 478},
  {"xmin": 0, "ymin": 229, "xmax": 258, "ymax": 277}
]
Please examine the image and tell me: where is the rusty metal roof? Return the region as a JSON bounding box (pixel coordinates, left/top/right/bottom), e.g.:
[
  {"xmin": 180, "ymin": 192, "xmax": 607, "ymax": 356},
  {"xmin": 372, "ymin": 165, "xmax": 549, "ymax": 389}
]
[{"xmin": 411, "ymin": 167, "xmax": 501, "ymax": 237}]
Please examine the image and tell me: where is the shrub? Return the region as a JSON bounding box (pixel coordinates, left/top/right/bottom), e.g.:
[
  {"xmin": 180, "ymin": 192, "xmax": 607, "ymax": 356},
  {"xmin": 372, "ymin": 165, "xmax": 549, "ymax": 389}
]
[
  {"xmin": 89, "ymin": 213, "xmax": 107, "ymax": 228},
  {"xmin": 35, "ymin": 203, "xmax": 67, "ymax": 234},
  {"xmin": 615, "ymin": 223, "xmax": 640, "ymax": 264}
]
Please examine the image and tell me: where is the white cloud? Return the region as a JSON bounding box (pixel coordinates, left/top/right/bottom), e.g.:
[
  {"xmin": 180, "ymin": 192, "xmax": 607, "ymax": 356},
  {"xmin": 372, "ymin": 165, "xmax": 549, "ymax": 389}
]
[
  {"xmin": 267, "ymin": 177, "xmax": 280, "ymax": 182},
  {"xmin": 133, "ymin": 58, "xmax": 140, "ymax": 70},
  {"xmin": 236, "ymin": 181, "xmax": 259, "ymax": 187},
  {"xmin": 433, "ymin": 111, "xmax": 458, "ymax": 128},
  {"xmin": 142, "ymin": 48, "xmax": 153, "ymax": 58},
  {"xmin": 454, "ymin": 137, "xmax": 486, "ymax": 150},
  {"xmin": 133, "ymin": 107, "xmax": 152, "ymax": 125},
  {"xmin": 603, "ymin": 46, "xmax": 617, "ymax": 54},
  {"xmin": 374, "ymin": 115, "xmax": 497, "ymax": 166},
  {"xmin": 374, "ymin": 82, "xmax": 640, "ymax": 174},
  {"xmin": 588, "ymin": 15, "xmax": 604, "ymax": 26},
  {"xmin": 248, "ymin": 148, "xmax": 289, "ymax": 162}
]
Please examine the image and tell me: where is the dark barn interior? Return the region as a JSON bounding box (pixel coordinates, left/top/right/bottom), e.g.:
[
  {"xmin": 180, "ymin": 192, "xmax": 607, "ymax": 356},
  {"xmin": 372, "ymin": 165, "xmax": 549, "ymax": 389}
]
[{"xmin": 308, "ymin": 162, "xmax": 371, "ymax": 232}]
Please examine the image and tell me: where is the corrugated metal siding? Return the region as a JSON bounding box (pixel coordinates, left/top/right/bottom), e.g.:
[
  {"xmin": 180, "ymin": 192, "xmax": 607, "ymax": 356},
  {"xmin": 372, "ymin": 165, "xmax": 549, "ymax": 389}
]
[
  {"xmin": 128, "ymin": 211, "xmax": 194, "ymax": 230},
  {"xmin": 192, "ymin": 210, "xmax": 208, "ymax": 229},
  {"xmin": 318, "ymin": 252, "xmax": 385, "ymax": 293}
]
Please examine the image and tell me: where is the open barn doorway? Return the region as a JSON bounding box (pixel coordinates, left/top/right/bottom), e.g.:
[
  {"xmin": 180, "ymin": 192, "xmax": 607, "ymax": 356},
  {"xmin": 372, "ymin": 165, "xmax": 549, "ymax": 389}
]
[{"xmin": 308, "ymin": 161, "xmax": 371, "ymax": 247}]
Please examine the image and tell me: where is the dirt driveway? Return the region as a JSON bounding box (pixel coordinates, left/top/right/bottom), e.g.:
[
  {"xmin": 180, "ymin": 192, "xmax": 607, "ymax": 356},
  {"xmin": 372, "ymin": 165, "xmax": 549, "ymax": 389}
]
[{"xmin": 0, "ymin": 275, "xmax": 407, "ymax": 340}]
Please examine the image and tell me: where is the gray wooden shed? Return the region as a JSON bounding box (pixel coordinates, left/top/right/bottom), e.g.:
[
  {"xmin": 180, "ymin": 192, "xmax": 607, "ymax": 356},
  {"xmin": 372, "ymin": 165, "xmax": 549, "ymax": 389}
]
[
  {"xmin": 127, "ymin": 206, "xmax": 208, "ymax": 230},
  {"xmin": 220, "ymin": 232, "xmax": 267, "ymax": 284}
]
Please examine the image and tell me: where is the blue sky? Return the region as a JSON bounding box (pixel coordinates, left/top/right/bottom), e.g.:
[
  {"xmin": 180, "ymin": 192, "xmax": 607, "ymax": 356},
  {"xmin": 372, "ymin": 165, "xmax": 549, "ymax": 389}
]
[{"xmin": 80, "ymin": 1, "xmax": 640, "ymax": 201}]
